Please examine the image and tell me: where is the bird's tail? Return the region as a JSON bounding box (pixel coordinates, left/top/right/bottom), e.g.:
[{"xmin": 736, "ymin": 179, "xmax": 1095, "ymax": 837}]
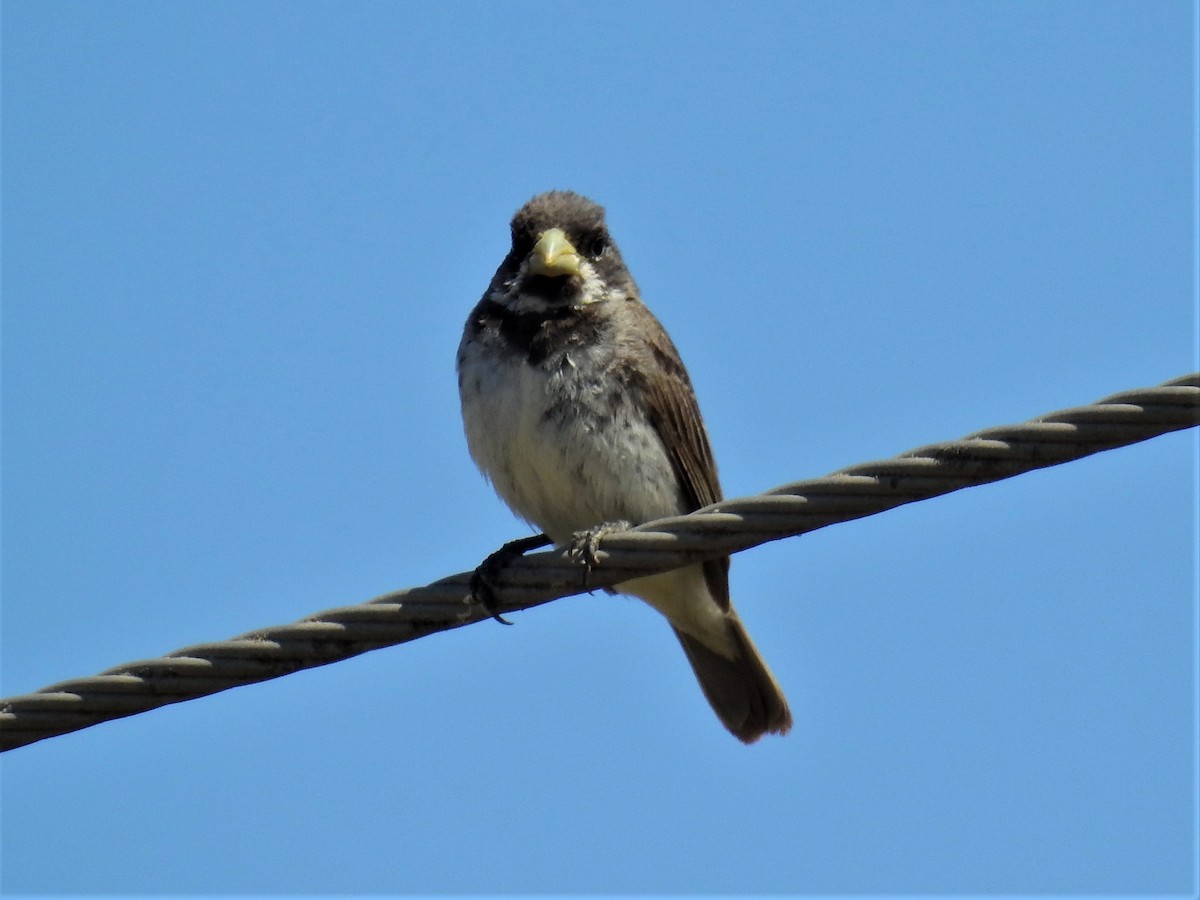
[{"xmin": 672, "ymin": 610, "xmax": 792, "ymax": 743}]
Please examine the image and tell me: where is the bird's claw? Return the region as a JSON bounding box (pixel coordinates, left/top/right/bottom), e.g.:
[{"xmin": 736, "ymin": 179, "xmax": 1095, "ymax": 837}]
[
  {"xmin": 469, "ymin": 569, "xmax": 513, "ymax": 625},
  {"xmin": 470, "ymin": 533, "xmax": 552, "ymax": 625},
  {"xmin": 567, "ymin": 520, "xmax": 631, "ymax": 585}
]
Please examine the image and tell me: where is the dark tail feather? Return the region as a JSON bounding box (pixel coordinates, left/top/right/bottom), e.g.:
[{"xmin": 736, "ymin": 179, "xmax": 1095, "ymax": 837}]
[{"xmin": 672, "ymin": 612, "xmax": 792, "ymax": 743}]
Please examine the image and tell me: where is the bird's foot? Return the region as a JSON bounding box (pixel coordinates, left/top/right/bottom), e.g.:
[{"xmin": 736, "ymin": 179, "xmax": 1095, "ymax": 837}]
[
  {"xmin": 567, "ymin": 520, "xmax": 631, "ymax": 586},
  {"xmin": 470, "ymin": 533, "xmax": 552, "ymax": 625}
]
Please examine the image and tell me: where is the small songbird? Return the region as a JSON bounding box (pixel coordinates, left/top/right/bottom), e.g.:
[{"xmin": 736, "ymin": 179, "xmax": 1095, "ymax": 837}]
[{"xmin": 456, "ymin": 191, "xmax": 791, "ymax": 743}]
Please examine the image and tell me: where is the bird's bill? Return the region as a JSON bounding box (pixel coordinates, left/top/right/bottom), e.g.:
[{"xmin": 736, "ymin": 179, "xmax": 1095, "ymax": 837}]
[{"xmin": 528, "ymin": 227, "xmax": 582, "ymax": 277}]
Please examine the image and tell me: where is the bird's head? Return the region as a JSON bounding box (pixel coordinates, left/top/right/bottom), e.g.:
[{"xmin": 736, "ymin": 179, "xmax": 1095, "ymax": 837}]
[{"xmin": 490, "ymin": 191, "xmax": 637, "ymax": 312}]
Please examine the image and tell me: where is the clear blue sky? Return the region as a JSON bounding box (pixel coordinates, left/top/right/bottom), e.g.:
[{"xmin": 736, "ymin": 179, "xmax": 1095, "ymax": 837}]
[{"xmin": 3, "ymin": 1, "xmax": 1196, "ymax": 895}]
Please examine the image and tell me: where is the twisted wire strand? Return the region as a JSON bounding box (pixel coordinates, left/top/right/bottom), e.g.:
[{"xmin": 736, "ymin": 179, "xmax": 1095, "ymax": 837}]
[{"xmin": 3, "ymin": 373, "xmax": 1196, "ymax": 752}]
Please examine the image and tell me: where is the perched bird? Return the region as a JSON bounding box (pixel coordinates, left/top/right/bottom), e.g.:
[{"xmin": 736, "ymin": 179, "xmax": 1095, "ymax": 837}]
[{"xmin": 456, "ymin": 191, "xmax": 791, "ymax": 743}]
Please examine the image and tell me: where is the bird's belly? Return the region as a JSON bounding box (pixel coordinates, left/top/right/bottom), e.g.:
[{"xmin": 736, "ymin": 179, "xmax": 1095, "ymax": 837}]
[{"xmin": 461, "ymin": 352, "xmax": 683, "ymax": 543}]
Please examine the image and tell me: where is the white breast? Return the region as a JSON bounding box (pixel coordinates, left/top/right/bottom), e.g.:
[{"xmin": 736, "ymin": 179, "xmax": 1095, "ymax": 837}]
[{"xmin": 459, "ymin": 340, "xmax": 684, "ymax": 544}]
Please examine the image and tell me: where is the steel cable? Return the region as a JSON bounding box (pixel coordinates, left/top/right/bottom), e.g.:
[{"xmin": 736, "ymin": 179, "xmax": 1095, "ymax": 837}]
[{"xmin": 2, "ymin": 373, "xmax": 1196, "ymax": 752}]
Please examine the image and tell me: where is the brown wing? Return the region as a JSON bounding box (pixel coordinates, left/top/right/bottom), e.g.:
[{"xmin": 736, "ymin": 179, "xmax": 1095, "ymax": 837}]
[{"xmin": 623, "ymin": 301, "xmax": 732, "ymax": 610}]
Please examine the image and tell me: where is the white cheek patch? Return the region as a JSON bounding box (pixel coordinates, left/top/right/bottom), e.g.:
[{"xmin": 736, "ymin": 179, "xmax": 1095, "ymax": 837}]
[
  {"xmin": 496, "ymin": 260, "xmax": 624, "ymax": 314},
  {"xmin": 576, "ymin": 262, "xmax": 606, "ymax": 305}
]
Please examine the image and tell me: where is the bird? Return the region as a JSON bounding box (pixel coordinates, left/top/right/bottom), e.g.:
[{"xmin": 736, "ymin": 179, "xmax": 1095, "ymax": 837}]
[{"xmin": 456, "ymin": 190, "xmax": 791, "ymax": 743}]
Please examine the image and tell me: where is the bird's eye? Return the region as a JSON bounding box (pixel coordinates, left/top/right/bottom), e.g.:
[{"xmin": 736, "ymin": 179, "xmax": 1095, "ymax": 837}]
[{"xmin": 581, "ymin": 229, "xmax": 608, "ymax": 257}]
